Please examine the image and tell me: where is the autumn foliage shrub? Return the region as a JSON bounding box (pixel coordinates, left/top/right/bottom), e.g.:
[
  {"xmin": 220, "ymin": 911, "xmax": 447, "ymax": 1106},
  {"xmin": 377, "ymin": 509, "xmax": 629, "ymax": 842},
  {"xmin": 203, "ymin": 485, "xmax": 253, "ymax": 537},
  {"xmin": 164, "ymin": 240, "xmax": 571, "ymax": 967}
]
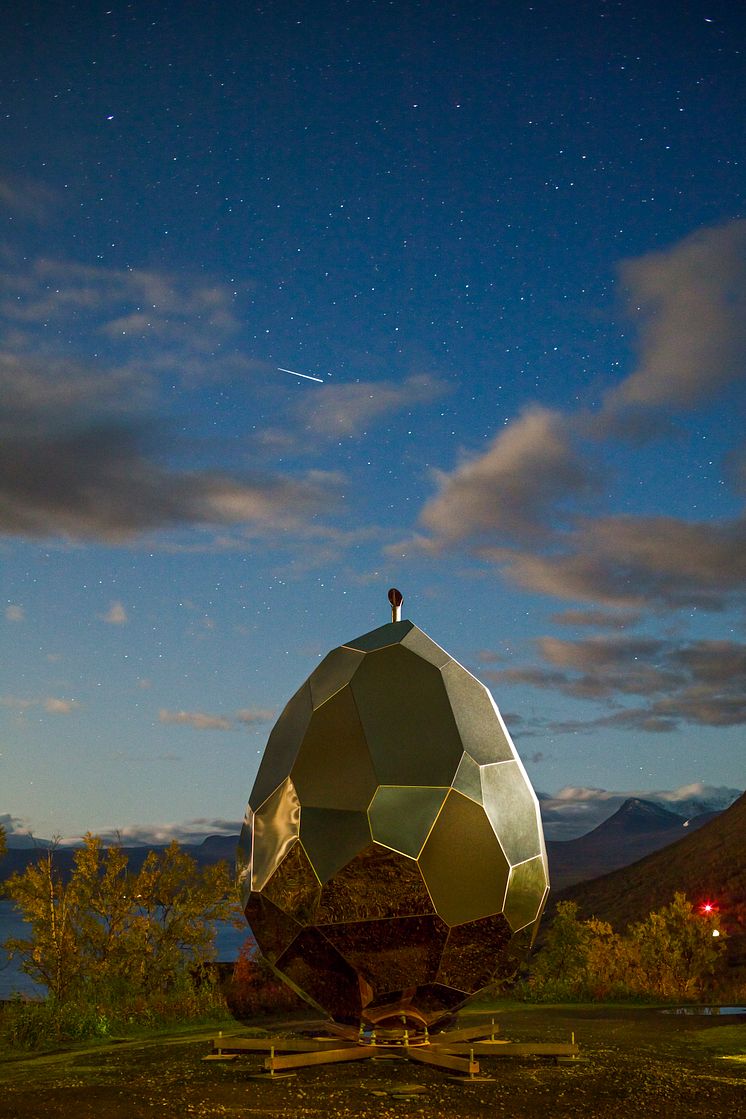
[{"xmin": 520, "ymin": 894, "xmax": 727, "ymax": 1002}]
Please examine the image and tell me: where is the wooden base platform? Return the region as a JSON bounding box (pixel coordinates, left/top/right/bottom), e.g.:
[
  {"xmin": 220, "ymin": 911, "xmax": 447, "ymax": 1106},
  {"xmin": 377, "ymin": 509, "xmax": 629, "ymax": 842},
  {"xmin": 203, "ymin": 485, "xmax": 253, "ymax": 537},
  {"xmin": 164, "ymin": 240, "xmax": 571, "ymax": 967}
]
[{"xmin": 205, "ymin": 1019, "xmax": 582, "ymax": 1077}]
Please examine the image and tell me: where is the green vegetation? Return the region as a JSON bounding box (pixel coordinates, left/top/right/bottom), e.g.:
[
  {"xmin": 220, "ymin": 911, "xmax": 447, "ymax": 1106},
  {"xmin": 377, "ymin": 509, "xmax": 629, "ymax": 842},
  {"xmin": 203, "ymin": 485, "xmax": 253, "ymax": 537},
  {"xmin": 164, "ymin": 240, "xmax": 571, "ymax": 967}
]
[
  {"xmin": 1, "ymin": 834, "xmax": 241, "ymax": 1048},
  {"xmin": 519, "ymin": 894, "xmax": 728, "ymax": 1002}
]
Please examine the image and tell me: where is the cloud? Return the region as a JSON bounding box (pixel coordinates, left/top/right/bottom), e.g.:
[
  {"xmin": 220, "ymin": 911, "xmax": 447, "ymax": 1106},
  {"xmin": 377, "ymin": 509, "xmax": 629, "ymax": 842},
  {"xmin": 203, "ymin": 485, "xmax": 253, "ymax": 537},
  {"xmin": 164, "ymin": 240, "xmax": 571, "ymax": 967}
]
[
  {"xmin": 405, "ymin": 223, "xmax": 746, "ymax": 617},
  {"xmin": 102, "ymin": 601, "xmax": 128, "ymax": 625},
  {"xmin": 158, "ymin": 709, "xmax": 233, "ymax": 731},
  {"xmin": 606, "ymin": 219, "xmax": 746, "ymax": 414},
  {"xmin": 297, "ymin": 374, "xmax": 446, "ymax": 438},
  {"xmin": 0, "ymin": 411, "xmax": 342, "ymax": 543},
  {"xmin": 486, "ymin": 635, "xmax": 746, "ymax": 730},
  {"xmin": 418, "ymin": 406, "xmax": 594, "ymax": 548},
  {"xmin": 538, "ymin": 782, "xmax": 742, "ymax": 840},
  {"xmin": 81, "ymin": 818, "xmax": 244, "ymax": 847},
  {"xmin": 158, "ymin": 706, "xmax": 274, "ymax": 731},
  {"xmin": 0, "ymin": 175, "xmax": 56, "ymax": 222},
  {"xmin": 43, "ymin": 697, "xmax": 79, "ymax": 714},
  {"xmin": 5, "ymin": 605, "xmax": 24, "ymax": 622},
  {"xmin": 551, "ymin": 608, "xmax": 641, "ymax": 628},
  {"xmin": 495, "ymin": 512, "xmax": 746, "ymax": 610},
  {"xmin": 235, "ymin": 707, "xmax": 275, "ymax": 726}
]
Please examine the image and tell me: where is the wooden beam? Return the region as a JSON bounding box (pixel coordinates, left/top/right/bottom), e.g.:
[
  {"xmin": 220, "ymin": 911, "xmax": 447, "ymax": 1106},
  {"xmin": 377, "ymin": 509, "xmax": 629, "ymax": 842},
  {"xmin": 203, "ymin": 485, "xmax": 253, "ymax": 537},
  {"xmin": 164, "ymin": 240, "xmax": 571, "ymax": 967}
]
[{"xmin": 407, "ymin": 1046, "xmax": 479, "ymax": 1076}]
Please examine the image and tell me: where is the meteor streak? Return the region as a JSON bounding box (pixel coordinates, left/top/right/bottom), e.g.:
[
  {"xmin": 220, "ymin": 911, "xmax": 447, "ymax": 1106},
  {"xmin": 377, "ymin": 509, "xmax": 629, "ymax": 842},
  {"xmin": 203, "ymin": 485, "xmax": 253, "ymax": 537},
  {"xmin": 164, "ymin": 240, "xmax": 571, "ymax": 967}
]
[{"xmin": 278, "ymin": 366, "xmax": 324, "ymax": 383}]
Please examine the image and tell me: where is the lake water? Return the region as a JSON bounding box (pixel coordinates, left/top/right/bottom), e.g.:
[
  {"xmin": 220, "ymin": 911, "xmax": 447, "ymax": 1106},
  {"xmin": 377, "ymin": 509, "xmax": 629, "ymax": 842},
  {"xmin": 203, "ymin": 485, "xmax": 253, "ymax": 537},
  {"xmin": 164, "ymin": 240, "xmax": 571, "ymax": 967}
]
[{"xmin": 0, "ymin": 899, "xmax": 251, "ymax": 1000}]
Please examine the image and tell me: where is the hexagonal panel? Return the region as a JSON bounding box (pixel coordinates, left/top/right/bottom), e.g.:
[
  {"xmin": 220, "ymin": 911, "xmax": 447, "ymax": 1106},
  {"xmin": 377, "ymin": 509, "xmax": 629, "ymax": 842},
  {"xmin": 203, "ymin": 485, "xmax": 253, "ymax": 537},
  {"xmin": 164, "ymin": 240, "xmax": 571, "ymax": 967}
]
[
  {"xmin": 309, "ymin": 646, "xmax": 365, "ymax": 708},
  {"xmin": 323, "ymin": 914, "xmax": 448, "ymax": 992},
  {"xmin": 441, "ymin": 660, "xmax": 515, "ymax": 765},
  {"xmin": 350, "ymin": 645, "xmax": 463, "ymax": 785},
  {"xmin": 344, "ymin": 619, "xmax": 414, "ymax": 652},
  {"xmin": 250, "ymin": 778, "xmax": 300, "ymax": 894},
  {"xmin": 480, "ymin": 760, "xmax": 542, "ymax": 864},
  {"xmin": 300, "ymin": 807, "xmax": 371, "ymax": 883},
  {"xmin": 275, "ymin": 927, "xmax": 363, "ymax": 1023},
  {"xmin": 418, "ymin": 790, "xmax": 510, "ymax": 926},
  {"xmin": 452, "ymin": 752, "xmax": 482, "ymax": 804},
  {"xmin": 504, "ymin": 856, "xmax": 550, "ymax": 932},
  {"xmin": 244, "ymin": 894, "xmax": 301, "ymax": 964},
  {"xmin": 291, "ymin": 686, "xmax": 377, "ymax": 810},
  {"xmin": 437, "ymin": 912, "xmax": 512, "ymax": 990},
  {"xmin": 262, "ymin": 840, "xmax": 321, "ymax": 923},
  {"xmin": 368, "ymin": 785, "xmax": 448, "ymax": 857},
  {"xmin": 317, "ymin": 844, "xmax": 435, "ymax": 925},
  {"xmin": 249, "ymin": 682, "xmax": 312, "ymax": 810}
]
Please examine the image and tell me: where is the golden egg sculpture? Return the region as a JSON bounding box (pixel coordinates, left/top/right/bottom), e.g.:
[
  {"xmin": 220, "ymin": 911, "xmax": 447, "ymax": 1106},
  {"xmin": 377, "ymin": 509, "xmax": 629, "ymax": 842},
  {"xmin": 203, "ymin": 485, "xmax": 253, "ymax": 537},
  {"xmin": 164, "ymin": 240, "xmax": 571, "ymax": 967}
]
[{"xmin": 237, "ymin": 596, "xmax": 549, "ymax": 1027}]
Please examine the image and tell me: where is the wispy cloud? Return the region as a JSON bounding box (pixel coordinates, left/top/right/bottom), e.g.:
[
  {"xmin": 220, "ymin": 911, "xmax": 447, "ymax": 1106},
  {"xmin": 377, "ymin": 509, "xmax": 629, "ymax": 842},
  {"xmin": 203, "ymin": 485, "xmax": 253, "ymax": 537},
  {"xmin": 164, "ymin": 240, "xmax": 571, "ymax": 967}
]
[
  {"xmin": 101, "ymin": 601, "xmax": 128, "ymax": 625},
  {"xmin": 486, "ymin": 636, "xmax": 746, "ymax": 730},
  {"xmin": 297, "ymin": 374, "xmax": 447, "ymax": 438},
  {"xmin": 404, "ymin": 221, "xmax": 746, "ymax": 616},
  {"xmin": 158, "ymin": 709, "xmax": 234, "ymax": 731},
  {"xmin": 0, "ymin": 175, "xmax": 56, "ymax": 222},
  {"xmin": 158, "ymin": 706, "xmax": 274, "ymax": 731},
  {"xmin": 1, "ymin": 694, "xmax": 79, "ymax": 715},
  {"xmin": 5, "ymin": 605, "xmax": 24, "ymax": 622},
  {"xmin": 418, "ymin": 406, "xmax": 593, "ymax": 548}
]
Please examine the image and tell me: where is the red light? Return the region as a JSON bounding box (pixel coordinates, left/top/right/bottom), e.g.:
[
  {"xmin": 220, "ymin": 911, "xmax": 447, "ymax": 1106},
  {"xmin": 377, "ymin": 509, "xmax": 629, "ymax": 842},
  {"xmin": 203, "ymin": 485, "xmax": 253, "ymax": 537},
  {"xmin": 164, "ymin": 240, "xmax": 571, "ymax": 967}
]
[{"xmin": 699, "ymin": 901, "xmax": 718, "ymax": 915}]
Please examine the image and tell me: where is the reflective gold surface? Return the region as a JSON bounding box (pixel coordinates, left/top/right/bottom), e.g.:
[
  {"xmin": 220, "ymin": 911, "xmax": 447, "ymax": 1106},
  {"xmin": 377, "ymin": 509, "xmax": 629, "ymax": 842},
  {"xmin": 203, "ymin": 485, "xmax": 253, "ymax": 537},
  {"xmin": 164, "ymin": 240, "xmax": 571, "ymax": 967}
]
[
  {"xmin": 368, "ymin": 785, "xmax": 448, "ymax": 857},
  {"xmin": 238, "ymin": 617, "xmax": 549, "ymax": 1027}
]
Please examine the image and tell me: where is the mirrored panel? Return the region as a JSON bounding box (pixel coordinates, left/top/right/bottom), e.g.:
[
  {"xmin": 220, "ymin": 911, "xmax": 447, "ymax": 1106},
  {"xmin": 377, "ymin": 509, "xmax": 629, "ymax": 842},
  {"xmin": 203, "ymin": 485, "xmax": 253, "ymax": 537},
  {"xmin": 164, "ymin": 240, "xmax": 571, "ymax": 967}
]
[
  {"xmin": 299, "ymin": 806, "xmax": 371, "ymax": 883},
  {"xmin": 291, "ymin": 686, "xmax": 377, "ymax": 810},
  {"xmin": 368, "ymin": 785, "xmax": 448, "ymax": 857},
  {"xmin": 317, "ymin": 843, "xmax": 435, "ymax": 925},
  {"xmin": 351, "ymin": 645, "xmax": 463, "ymax": 786},
  {"xmin": 419, "ymin": 790, "xmax": 510, "ymax": 926},
  {"xmin": 481, "ymin": 760, "xmax": 542, "ymax": 865},
  {"xmin": 309, "ymin": 646, "xmax": 365, "ymax": 708},
  {"xmin": 441, "ymin": 660, "xmax": 515, "ymax": 765},
  {"xmin": 262, "ymin": 839, "xmax": 321, "ymax": 924},
  {"xmin": 249, "ymin": 682, "xmax": 313, "ymax": 810},
  {"xmin": 437, "ymin": 912, "xmax": 512, "ymax": 991},
  {"xmin": 250, "ymin": 778, "xmax": 301, "ymax": 893},
  {"xmin": 323, "ymin": 914, "xmax": 449, "ymax": 993}
]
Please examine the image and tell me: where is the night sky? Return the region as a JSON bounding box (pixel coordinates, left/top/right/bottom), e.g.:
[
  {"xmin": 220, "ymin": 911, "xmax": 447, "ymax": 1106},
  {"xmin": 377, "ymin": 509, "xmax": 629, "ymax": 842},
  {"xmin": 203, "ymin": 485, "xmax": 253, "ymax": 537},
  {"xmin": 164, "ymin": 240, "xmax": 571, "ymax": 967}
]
[{"xmin": 2, "ymin": 1, "xmax": 744, "ymax": 844}]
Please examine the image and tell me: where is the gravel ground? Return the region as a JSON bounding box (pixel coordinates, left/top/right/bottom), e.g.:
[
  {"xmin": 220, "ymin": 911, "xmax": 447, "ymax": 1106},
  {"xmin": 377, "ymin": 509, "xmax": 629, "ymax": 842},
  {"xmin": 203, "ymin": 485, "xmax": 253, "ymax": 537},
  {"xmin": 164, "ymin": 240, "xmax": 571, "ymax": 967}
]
[{"xmin": 0, "ymin": 1005, "xmax": 744, "ymax": 1119}]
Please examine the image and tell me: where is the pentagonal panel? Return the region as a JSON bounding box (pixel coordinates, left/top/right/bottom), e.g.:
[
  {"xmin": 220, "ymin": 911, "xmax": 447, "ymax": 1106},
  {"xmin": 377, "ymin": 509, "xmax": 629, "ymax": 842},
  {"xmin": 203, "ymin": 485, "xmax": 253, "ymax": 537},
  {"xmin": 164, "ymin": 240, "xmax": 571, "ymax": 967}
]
[
  {"xmin": 309, "ymin": 646, "xmax": 365, "ymax": 708},
  {"xmin": 419, "ymin": 790, "xmax": 510, "ymax": 926},
  {"xmin": 351, "ymin": 646, "xmax": 463, "ymax": 785},
  {"xmin": 323, "ymin": 915, "xmax": 448, "ymax": 992},
  {"xmin": 400, "ymin": 625, "xmax": 451, "ymax": 668},
  {"xmin": 481, "ymin": 760, "xmax": 542, "ymax": 865},
  {"xmin": 291, "ymin": 687, "xmax": 377, "ymax": 810},
  {"xmin": 504, "ymin": 855, "xmax": 549, "ymax": 932},
  {"xmin": 249, "ymin": 682, "xmax": 312, "ymax": 809},
  {"xmin": 263, "ymin": 840, "xmax": 321, "ymax": 923},
  {"xmin": 437, "ymin": 912, "xmax": 512, "ymax": 991},
  {"xmin": 441, "ymin": 660, "xmax": 515, "ymax": 765},
  {"xmin": 300, "ymin": 807, "xmax": 371, "ymax": 883},
  {"xmin": 250, "ymin": 778, "xmax": 301, "ymax": 894},
  {"xmin": 452, "ymin": 752, "xmax": 482, "ymax": 804},
  {"xmin": 344, "ymin": 619, "xmax": 413, "ymax": 652},
  {"xmin": 368, "ymin": 786, "xmax": 448, "ymax": 857},
  {"xmin": 244, "ymin": 894, "xmax": 302, "ymax": 964},
  {"xmin": 276, "ymin": 927, "xmax": 363, "ymax": 1023},
  {"xmin": 317, "ymin": 844, "xmax": 435, "ymax": 925}
]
